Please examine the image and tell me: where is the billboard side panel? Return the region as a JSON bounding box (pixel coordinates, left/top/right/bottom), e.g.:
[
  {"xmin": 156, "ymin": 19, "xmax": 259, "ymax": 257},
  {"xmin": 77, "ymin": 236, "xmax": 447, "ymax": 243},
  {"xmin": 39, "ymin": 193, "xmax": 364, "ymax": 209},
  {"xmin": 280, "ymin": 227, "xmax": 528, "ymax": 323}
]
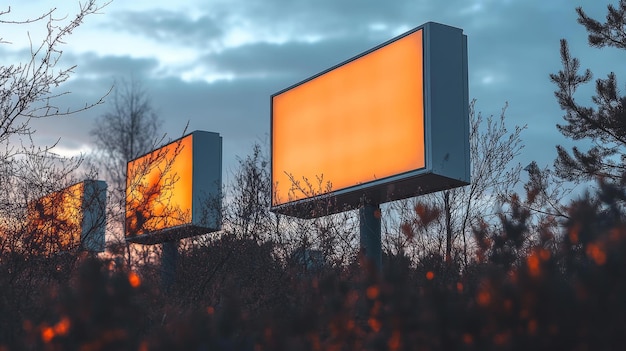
[
  {"xmin": 191, "ymin": 131, "xmax": 222, "ymax": 231},
  {"xmin": 462, "ymin": 34, "xmax": 470, "ymax": 181},
  {"xmin": 425, "ymin": 22, "xmax": 470, "ymax": 184},
  {"xmin": 81, "ymin": 180, "xmax": 107, "ymax": 252}
]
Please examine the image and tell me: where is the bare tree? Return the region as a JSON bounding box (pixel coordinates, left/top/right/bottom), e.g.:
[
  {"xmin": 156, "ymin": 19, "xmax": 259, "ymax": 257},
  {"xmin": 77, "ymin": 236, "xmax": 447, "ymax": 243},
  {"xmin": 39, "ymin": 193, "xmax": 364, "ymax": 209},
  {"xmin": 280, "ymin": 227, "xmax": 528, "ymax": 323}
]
[
  {"xmin": 223, "ymin": 143, "xmax": 274, "ymax": 242},
  {"xmin": 390, "ymin": 100, "xmax": 526, "ymax": 267},
  {"xmin": 90, "ymin": 77, "xmax": 162, "ymax": 190},
  {"xmin": 1, "ymin": 2, "xmax": 108, "ymax": 162},
  {"xmin": 1, "ymin": 1, "xmax": 109, "ymax": 256},
  {"xmin": 89, "ymin": 77, "xmax": 164, "ymax": 264},
  {"xmin": 0, "ymin": 2, "xmax": 109, "ymax": 345}
]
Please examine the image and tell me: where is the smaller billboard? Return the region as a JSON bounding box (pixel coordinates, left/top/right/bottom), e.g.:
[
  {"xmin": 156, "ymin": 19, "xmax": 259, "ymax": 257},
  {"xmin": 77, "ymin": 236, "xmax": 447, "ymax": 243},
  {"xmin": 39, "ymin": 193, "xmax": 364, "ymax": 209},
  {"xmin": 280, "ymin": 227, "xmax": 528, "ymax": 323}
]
[
  {"xmin": 27, "ymin": 180, "xmax": 107, "ymax": 254},
  {"xmin": 125, "ymin": 130, "xmax": 222, "ymax": 244}
]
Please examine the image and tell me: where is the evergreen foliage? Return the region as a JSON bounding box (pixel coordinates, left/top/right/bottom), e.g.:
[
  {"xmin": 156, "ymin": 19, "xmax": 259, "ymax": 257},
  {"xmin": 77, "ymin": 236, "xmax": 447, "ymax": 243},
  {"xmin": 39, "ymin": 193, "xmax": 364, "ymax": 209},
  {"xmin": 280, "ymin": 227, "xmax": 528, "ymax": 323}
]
[{"xmin": 552, "ymin": 1, "xmax": 626, "ymax": 183}]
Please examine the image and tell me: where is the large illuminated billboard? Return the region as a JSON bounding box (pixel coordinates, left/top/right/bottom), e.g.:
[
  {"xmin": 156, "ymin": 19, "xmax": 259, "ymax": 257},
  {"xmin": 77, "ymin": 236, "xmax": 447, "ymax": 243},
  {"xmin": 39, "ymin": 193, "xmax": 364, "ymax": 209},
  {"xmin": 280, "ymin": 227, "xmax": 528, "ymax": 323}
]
[
  {"xmin": 125, "ymin": 130, "xmax": 222, "ymax": 244},
  {"xmin": 28, "ymin": 180, "xmax": 107, "ymax": 253},
  {"xmin": 271, "ymin": 22, "xmax": 469, "ymax": 218}
]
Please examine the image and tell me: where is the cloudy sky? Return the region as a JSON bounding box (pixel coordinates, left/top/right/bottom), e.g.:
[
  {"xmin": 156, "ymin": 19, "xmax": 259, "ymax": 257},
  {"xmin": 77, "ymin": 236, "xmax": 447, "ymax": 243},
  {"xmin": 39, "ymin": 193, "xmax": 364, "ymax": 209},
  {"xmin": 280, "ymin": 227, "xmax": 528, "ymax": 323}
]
[{"xmin": 2, "ymin": 0, "xmax": 623, "ymax": 187}]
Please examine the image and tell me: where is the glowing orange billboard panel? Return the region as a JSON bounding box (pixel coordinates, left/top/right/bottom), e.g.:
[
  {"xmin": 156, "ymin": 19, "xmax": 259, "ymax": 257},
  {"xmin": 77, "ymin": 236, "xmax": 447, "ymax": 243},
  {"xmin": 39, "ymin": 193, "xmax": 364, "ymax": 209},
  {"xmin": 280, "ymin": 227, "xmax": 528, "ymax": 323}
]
[
  {"xmin": 271, "ymin": 22, "xmax": 469, "ymax": 217},
  {"xmin": 125, "ymin": 131, "xmax": 222, "ymax": 244},
  {"xmin": 28, "ymin": 180, "xmax": 107, "ymax": 254},
  {"xmin": 273, "ymin": 30, "xmax": 424, "ymax": 204}
]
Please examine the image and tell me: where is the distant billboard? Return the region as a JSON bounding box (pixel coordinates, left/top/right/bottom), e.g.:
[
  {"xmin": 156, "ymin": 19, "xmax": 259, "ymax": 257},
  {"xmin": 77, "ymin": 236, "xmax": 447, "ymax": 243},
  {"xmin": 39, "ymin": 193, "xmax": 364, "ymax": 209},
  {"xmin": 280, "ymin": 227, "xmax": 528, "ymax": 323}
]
[
  {"xmin": 28, "ymin": 180, "xmax": 107, "ymax": 253},
  {"xmin": 125, "ymin": 130, "xmax": 222, "ymax": 244},
  {"xmin": 271, "ymin": 22, "xmax": 469, "ymax": 218}
]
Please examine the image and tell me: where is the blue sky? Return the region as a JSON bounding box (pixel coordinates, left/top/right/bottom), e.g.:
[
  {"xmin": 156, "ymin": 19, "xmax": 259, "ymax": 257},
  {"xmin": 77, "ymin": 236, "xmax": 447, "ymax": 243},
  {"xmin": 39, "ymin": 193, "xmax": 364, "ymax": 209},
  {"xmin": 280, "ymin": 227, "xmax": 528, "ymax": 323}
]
[{"xmin": 2, "ymin": 0, "xmax": 624, "ymax": 186}]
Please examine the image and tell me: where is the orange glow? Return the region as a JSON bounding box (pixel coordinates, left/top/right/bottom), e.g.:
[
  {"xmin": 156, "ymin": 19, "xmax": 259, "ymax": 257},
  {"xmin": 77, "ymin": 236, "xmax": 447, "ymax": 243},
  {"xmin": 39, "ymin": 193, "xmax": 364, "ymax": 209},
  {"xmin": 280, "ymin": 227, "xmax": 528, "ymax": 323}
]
[
  {"xmin": 128, "ymin": 271, "xmax": 141, "ymax": 288},
  {"xmin": 493, "ymin": 332, "xmax": 511, "ymax": 346},
  {"xmin": 346, "ymin": 319, "xmax": 355, "ymax": 331},
  {"xmin": 426, "ymin": 271, "xmax": 435, "ymax": 280},
  {"xmin": 272, "ymin": 30, "xmax": 425, "ymax": 206},
  {"xmin": 462, "ymin": 333, "xmax": 474, "ymax": 345},
  {"xmin": 126, "ymin": 135, "xmax": 194, "ymax": 236},
  {"xmin": 586, "ymin": 243, "xmax": 607, "ymax": 265},
  {"xmin": 528, "ymin": 319, "xmax": 538, "ymax": 335},
  {"xmin": 53, "ymin": 317, "xmax": 70, "ymax": 336},
  {"xmin": 477, "ymin": 290, "xmax": 491, "ymax": 306},
  {"xmin": 28, "ymin": 183, "xmax": 84, "ymax": 253},
  {"xmin": 368, "ymin": 318, "xmax": 382, "ymax": 333},
  {"xmin": 568, "ymin": 224, "xmax": 580, "ymax": 244},
  {"xmin": 41, "ymin": 326, "xmax": 54, "ymax": 343},
  {"xmin": 609, "ymin": 227, "xmax": 623, "ymax": 242},
  {"xmin": 388, "ymin": 331, "xmax": 402, "ymax": 350},
  {"xmin": 527, "ymin": 253, "xmax": 541, "ymax": 277},
  {"xmin": 366, "ymin": 285, "xmax": 380, "ymax": 300}
]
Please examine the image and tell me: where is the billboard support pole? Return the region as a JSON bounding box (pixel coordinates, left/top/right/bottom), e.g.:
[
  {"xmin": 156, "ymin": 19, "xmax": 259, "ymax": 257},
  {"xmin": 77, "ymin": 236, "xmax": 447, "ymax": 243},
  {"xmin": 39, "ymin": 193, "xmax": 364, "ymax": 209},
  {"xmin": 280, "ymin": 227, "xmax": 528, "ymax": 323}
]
[
  {"xmin": 359, "ymin": 203, "xmax": 382, "ymax": 271},
  {"xmin": 161, "ymin": 240, "xmax": 178, "ymax": 291}
]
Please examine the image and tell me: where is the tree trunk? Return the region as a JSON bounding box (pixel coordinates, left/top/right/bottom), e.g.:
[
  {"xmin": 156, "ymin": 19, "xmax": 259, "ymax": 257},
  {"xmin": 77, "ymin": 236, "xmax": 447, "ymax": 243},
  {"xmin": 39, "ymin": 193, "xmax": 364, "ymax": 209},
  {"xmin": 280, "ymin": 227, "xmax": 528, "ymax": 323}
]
[{"xmin": 444, "ymin": 191, "xmax": 452, "ymax": 265}]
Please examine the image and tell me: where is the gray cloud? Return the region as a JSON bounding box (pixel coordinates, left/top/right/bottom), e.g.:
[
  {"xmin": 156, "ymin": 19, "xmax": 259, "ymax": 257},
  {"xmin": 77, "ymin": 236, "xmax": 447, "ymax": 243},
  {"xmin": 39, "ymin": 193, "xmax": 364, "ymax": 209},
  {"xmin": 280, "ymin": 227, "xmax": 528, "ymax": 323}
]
[
  {"xmin": 108, "ymin": 9, "xmax": 225, "ymax": 47},
  {"xmin": 204, "ymin": 36, "xmax": 381, "ymax": 79},
  {"xmin": 103, "ymin": 0, "xmax": 426, "ymax": 49},
  {"xmin": 226, "ymin": 0, "xmax": 424, "ymax": 36},
  {"xmin": 73, "ymin": 53, "xmax": 161, "ymax": 80},
  {"xmin": 15, "ymin": 0, "xmax": 626, "ymax": 186}
]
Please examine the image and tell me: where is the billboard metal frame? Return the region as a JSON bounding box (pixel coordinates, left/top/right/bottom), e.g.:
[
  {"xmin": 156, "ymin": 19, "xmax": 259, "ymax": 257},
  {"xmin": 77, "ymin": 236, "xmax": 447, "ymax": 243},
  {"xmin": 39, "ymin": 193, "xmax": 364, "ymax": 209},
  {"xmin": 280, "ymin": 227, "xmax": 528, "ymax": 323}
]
[
  {"xmin": 28, "ymin": 179, "xmax": 107, "ymax": 253},
  {"xmin": 125, "ymin": 130, "xmax": 222, "ymax": 245},
  {"xmin": 270, "ymin": 22, "xmax": 469, "ymax": 218}
]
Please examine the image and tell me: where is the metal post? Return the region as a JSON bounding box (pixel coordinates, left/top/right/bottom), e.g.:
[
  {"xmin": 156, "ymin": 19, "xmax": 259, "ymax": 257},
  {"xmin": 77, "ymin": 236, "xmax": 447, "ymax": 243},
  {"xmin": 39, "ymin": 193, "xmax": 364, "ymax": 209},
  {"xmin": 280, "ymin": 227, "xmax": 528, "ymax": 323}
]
[
  {"xmin": 161, "ymin": 240, "xmax": 178, "ymax": 291},
  {"xmin": 359, "ymin": 203, "xmax": 382, "ymax": 271}
]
